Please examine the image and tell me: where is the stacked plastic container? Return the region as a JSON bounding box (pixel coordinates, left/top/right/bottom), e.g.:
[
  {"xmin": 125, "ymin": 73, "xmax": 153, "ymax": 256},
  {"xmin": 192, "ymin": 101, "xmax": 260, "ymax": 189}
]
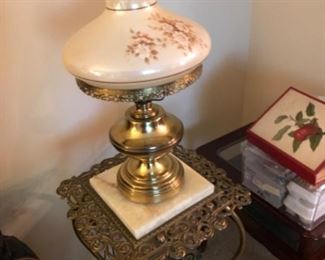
[
  {"xmin": 284, "ymin": 178, "xmax": 325, "ymax": 229},
  {"xmin": 242, "ymin": 141, "xmax": 325, "ymax": 230},
  {"xmin": 242, "ymin": 142, "xmax": 295, "ymax": 208}
]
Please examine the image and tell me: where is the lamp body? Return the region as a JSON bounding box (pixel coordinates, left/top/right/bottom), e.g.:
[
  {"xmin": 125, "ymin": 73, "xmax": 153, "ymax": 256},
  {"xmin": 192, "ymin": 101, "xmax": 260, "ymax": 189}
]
[{"xmin": 63, "ymin": 0, "xmax": 211, "ymax": 204}]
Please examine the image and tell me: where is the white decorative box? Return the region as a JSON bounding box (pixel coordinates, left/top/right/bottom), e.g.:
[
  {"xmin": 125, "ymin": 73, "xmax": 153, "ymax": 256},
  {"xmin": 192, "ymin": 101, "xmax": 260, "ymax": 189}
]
[{"xmin": 247, "ymin": 88, "xmax": 325, "ymax": 186}]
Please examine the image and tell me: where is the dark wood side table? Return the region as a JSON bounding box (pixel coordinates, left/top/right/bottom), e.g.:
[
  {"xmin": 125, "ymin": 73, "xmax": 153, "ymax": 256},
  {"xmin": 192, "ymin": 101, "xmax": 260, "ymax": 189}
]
[{"xmin": 197, "ymin": 125, "xmax": 325, "ymax": 260}]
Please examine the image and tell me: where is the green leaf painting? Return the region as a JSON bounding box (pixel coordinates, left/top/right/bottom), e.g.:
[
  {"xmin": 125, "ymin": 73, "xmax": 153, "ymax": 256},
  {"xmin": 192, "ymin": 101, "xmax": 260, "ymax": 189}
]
[
  {"xmin": 293, "ymin": 139, "xmax": 302, "ymax": 153},
  {"xmin": 309, "ymin": 134, "xmax": 323, "ymax": 151},
  {"xmin": 306, "ymin": 102, "xmax": 315, "ymax": 117},
  {"xmin": 273, "ymin": 102, "xmax": 324, "ymax": 153},
  {"xmin": 274, "ymin": 115, "xmax": 288, "ymax": 124},
  {"xmin": 272, "ymin": 125, "xmax": 291, "ymax": 141},
  {"xmin": 295, "ymin": 111, "xmax": 303, "ymax": 121}
]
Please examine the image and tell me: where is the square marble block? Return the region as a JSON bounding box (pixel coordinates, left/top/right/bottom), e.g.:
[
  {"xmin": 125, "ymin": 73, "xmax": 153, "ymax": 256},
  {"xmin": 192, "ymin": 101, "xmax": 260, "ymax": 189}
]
[{"xmin": 90, "ymin": 158, "xmax": 214, "ymax": 240}]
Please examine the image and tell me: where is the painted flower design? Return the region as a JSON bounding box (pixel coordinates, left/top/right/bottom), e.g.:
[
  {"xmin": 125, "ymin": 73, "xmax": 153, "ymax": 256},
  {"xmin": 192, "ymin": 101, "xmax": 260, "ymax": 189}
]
[
  {"xmin": 173, "ymin": 31, "xmax": 189, "ymax": 46},
  {"xmin": 134, "ymin": 44, "xmax": 151, "ymax": 59},
  {"xmin": 175, "ymin": 22, "xmax": 190, "ymax": 33},
  {"xmin": 272, "ymin": 102, "xmax": 324, "ymax": 153},
  {"xmin": 126, "ymin": 30, "xmax": 159, "ymax": 64},
  {"xmin": 126, "ymin": 12, "xmax": 208, "ymax": 63},
  {"xmin": 148, "ymin": 12, "xmax": 205, "ymax": 55},
  {"xmin": 161, "ymin": 23, "xmax": 174, "ymax": 33}
]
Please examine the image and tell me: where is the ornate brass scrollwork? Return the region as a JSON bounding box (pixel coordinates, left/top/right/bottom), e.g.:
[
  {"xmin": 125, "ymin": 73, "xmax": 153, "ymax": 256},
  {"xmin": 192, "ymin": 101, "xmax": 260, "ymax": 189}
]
[{"xmin": 57, "ymin": 146, "xmax": 251, "ymax": 260}]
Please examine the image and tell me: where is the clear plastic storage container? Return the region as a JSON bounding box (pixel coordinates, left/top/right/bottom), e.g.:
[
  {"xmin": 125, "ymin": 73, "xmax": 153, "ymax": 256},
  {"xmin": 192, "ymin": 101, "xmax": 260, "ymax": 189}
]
[
  {"xmin": 284, "ymin": 177, "xmax": 325, "ymax": 230},
  {"xmin": 241, "ymin": 141, "xmax": 295, "ymax": 208},
  {"xmin": 242, "ymin": 141, "xmax": 325, "ymax": 230}
]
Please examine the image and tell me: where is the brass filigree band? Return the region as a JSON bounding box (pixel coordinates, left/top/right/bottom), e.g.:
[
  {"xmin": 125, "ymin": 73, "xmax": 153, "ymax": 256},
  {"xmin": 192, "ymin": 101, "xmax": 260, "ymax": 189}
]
[
  {"xmin": 76, "ymin": 65, "xmax": 202, "ymax": 103},
  {"xmin": 57, "ymin": 146, "xmax": 251, "ymax": 260}
]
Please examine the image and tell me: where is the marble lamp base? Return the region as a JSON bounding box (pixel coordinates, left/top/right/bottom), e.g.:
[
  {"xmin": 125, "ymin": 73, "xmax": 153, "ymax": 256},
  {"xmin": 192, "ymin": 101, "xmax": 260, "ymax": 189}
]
[{"xmin": 90, "ymin": 157, "xmax": 215, "ymax": 240}]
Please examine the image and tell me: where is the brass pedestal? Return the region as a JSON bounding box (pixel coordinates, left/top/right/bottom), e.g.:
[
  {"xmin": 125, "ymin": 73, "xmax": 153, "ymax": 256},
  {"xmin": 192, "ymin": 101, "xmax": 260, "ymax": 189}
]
[
  {"xmin": 76, "ymin": 65, "xmax": 202, "ymax": 203},
  {"xmin": 117, "ymin": 155, "xmax": 184, "ymax": 204},
  {"xmin": 110, "ymin": 102, "xmax": 184, "ymax": 204}
]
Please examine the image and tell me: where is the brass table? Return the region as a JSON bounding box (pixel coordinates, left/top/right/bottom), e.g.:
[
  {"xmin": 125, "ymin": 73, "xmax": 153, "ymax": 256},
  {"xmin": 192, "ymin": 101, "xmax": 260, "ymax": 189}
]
[{"xmin": 57, "ymin": 146, "xmax": 251, "ymax": 260}]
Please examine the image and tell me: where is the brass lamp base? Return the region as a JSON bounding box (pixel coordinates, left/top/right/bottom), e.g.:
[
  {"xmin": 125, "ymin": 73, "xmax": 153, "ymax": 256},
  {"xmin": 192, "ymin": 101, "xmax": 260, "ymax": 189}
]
[
  {"xmin": 117, "ymin": 155, "xmax": 184, "ymax": 204},
  {"xmin": 110, "ymin": 102, "xmax": 185, "ymax": 204}
]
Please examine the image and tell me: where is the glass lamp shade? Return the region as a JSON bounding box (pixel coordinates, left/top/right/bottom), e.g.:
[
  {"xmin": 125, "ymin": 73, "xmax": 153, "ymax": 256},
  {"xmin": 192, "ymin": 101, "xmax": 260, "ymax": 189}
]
[{"xmin": 63, "ymin": 0, "xmax": 211, "ymax": 89}]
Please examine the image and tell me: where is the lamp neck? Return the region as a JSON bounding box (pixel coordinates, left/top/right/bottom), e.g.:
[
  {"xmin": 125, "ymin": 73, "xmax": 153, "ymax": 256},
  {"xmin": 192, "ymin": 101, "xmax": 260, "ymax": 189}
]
[
  {"xmin": 132, "ymin": 101, "xmax": 157, "ymax": 119},
  {"xmin": 105, "ymin": 0, "xmax": 157, "ymax": 11}
]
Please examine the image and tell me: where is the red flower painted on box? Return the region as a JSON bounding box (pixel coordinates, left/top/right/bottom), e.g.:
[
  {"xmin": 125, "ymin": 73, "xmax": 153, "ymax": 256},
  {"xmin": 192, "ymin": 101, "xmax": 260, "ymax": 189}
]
[{"xmin": 272, "ymin": 103, "xmax": 324, "ymax": 153}]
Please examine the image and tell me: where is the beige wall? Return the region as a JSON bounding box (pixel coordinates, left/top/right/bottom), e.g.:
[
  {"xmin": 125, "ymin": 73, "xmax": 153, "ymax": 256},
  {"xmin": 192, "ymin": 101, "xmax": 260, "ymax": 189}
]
[
  {"xmin": 242, "ymin": 0, "xmax": 325, "ymax": 124},
  {"xmin": 0, "ymin": 1, "xmax": 251, "ymax": 259},
  {"xmin": 0, "ymin": 1, "xmax": 114, "ymax": 259},
  {"xmin": 2, "ymin": 1, "xmax": 324, "ymax": 259}
]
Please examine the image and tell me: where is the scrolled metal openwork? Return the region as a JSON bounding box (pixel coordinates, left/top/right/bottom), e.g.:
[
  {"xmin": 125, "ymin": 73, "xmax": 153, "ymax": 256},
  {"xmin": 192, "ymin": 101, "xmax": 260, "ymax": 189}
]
[{"xmin": 57, "ymin": 146, "xmax": 251, "ymax": 260}]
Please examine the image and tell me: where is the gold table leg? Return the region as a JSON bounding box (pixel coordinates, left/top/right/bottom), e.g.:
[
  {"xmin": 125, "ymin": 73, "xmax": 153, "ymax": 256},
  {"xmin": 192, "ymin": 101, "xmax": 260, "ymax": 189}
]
[{"xmin": 230, "ymin": 211, "xmax": 246, "ymax": 260}]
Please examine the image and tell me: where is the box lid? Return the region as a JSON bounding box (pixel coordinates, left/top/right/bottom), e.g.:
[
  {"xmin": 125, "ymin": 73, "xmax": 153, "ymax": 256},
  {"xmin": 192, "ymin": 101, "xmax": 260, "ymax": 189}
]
[{"xmin": 247, "ymin": 87, "xmax": 325, "ymax": 186}]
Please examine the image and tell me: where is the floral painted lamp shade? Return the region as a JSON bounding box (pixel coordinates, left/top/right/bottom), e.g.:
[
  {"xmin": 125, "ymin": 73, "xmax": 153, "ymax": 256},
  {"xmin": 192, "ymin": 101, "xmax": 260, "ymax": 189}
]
[{"xmin": 63, "ymin": 0, "xmax": 211, "ymax": 89}]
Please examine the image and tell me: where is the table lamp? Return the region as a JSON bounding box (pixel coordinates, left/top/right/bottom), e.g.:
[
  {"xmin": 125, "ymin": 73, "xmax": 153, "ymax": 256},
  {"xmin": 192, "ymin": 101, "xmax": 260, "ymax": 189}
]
[{"xmin": 63, "ymin": 0, "xmax": 211, "ymax": 204}]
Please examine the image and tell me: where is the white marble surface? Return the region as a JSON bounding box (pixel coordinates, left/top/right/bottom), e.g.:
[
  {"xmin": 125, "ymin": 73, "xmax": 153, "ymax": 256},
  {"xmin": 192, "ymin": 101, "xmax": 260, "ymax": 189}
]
[{"xmin": 90, "ymin": 158, "xmax": 214, "ymax": 239}]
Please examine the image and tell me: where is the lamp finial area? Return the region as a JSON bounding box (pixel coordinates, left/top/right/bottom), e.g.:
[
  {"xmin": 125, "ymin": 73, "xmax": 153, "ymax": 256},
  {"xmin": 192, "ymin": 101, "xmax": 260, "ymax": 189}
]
[{"xmin": 105, "ymin": 0, "xmax": 157, "ymax": 10}]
